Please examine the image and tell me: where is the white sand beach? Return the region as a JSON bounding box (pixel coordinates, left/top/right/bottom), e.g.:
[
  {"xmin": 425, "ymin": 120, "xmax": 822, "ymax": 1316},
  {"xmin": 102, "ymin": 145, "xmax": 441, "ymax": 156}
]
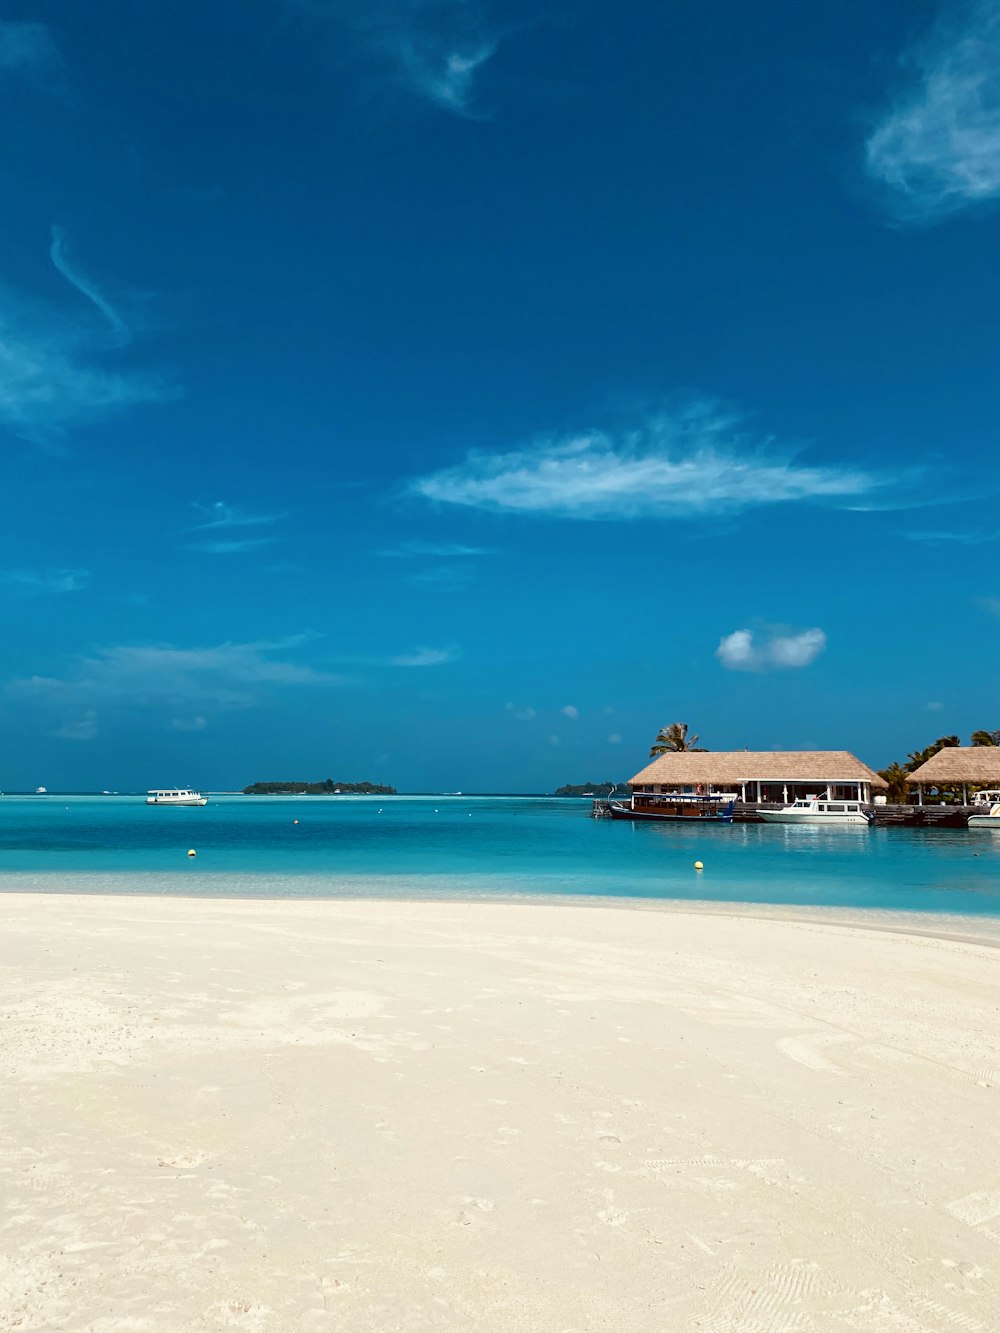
[{"xmin": 2, "ymin": 892, "xmax": 999, "ymax": 1332}]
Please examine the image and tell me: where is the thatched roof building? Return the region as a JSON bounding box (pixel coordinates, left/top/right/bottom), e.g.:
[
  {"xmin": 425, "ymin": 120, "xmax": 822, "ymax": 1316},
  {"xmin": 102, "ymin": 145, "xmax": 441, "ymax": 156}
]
[
  {"xmin": 629, "ymin": 751, "xmax": 886, "ymax": 804},
  {"xmin": 906, "ymin": 747, "xmax": 1000, "ymax": 796}
]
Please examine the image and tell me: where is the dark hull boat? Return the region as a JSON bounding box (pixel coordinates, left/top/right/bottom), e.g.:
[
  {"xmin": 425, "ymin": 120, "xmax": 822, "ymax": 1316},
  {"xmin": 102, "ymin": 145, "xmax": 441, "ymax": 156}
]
[{"xmin": 607, "ymin": 799, "xmax": 734, "ymax": 823}]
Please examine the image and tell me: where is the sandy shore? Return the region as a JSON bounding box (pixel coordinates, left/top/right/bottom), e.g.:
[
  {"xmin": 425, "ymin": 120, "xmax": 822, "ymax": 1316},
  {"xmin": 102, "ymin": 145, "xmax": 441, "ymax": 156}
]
[{"xmin": 2, "ymin": 894, "xmax": 999, "ymax": 1331}]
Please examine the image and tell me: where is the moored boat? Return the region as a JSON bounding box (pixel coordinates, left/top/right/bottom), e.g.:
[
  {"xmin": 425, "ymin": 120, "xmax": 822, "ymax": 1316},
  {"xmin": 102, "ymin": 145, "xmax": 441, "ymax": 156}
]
[
  {"xmin": 146, "ymin": 788, "xmax": 208, "ymax": 807},
  {"xmin": 968, "ymin": 797, "xmax": 1000, "ymax": 829},
  {"xmin": 607, "ymin": 794, "xmax": 735, "ymax": 822},
  {"xmin": 758, "ymin": 798, "xmax": 871, "ymax": 826}
]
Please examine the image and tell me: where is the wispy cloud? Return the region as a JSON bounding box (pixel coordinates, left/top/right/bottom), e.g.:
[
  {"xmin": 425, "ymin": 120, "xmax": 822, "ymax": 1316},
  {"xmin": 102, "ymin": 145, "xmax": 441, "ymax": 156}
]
[
  {"xmin": 189, "ymin": 501, "xmax": 288, "ymax": 531},
  {"xmin": 300, "ymin": 1, "xmax": 503, "ymax": 116},
  {"xmin": 54, "ymin": 709, "xmax": 98, "ymax": 742},
  {"xmin": 607, "ymin": 733, "xmax": 623, "ymax": 744},
  {"xmin": 901, "ymin": 527, "xmax": 999, "ymax": 545},
  {"xmin": 401, "ymin": 563, "xmax": 476, "ymax": 591},
  {"xmin": 716, "ymin": 627, "xmax": 827, "ymax": 672},
  {"xmin": 388, "ymin": 644, "xmax": 461, "ymax": 667},
  {"xmin": 0, "ymin": 234, "xmax": 174, "ymax": 446},
  {"xmin": 505, "ymin": 702, "xmax": 536, "ymax": 720},
  {"xmin": 378, "ymin": 539, "xmax": 494, "ymax": 558},
  {"xmin": 395, "ymin": 36, "xmax": 497, "ymax": 114},
  {"xmin": 8, "ymin": 636, "xmax": 343, "ymax": 722},
  {"xmin": 866, "ymin": 1, "xmax": 1000, "ymax": 223},
  {"xmin": 49, "ymin": 227, "xmax": 129, "ymax": 343},
  {"xmin": 188, "ymin": 538, "xmax": 279, "ymax": 556},
  {"xmin": 409, "ymin": 405, "xmax": 896, "ymax": 520},
  {"xmin": 0, "ymin": 568, "xmax": 89, "ymax": 594},
  {"xmin": 0, "ymin": 20, "xmax": 63, "ymax": 81},
  {"xmin": 560, "ymin": 704, "xmax": 579, "ymax": 719}
]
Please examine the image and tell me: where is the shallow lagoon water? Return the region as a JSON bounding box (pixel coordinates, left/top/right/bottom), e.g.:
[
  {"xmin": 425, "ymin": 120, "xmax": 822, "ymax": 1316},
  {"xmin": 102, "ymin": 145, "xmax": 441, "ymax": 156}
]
[{"xmin": 2, "ymin": 794, "xmax": 999, "ymax": 915}]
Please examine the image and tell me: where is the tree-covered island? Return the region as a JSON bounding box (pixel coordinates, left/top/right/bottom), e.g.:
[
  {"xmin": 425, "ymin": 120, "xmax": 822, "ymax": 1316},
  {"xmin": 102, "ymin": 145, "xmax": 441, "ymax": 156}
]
[
  {"xmin": 553, "ymin": 782, "xmax": 623, "ymax": 797},
  {"xmin": 243, "ymin": 779, "xmax": 397, "ymax": 795}
]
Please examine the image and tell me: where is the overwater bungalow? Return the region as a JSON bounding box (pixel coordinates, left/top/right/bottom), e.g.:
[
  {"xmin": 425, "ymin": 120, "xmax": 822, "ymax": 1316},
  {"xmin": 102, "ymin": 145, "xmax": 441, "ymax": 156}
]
[
  {"xmin": 627, "ymin": 750, "xmax": 886, "ymax": 811},
  {"xmin": 905, "ymin": 747, "xmax": 1000, "ymax": 805}
]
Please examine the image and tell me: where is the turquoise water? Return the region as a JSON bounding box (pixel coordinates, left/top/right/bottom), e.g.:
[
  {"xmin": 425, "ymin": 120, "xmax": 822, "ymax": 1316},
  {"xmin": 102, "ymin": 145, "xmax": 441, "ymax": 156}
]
[{"xmin": 1, "ymin": 794, "xmax": 999, "ymax": 914}]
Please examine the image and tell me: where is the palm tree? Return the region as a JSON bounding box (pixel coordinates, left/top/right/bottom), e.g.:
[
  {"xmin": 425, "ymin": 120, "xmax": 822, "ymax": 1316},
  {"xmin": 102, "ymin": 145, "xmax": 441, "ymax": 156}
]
[
  {"xmin": 649, "ymin": 722, "xmax": 706, "ymax": 757},
  {"xmin": 905, "ymin": 735, "xmax": 960, "ymax": 772},
  {"xmin": 971, "ymin": 729, "xmax": 1000, "ymax": 747},
  {"xmin": 878, "ymin": 762, "xmax": 911, "ymax": 804}
]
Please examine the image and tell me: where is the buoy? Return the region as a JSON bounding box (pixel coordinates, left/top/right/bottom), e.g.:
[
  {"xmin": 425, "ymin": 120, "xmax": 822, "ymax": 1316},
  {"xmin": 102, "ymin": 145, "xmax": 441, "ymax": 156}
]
[
  {"xmin": 293, "ymin": 819, "xmax": 299, "ymax": 825},
  {"xmin": 187, "ymin": 849, "xmax": 197, "ymax": 858},
  {"xmin": 694, "ymin": 860, "xmax": 704, "ymax": 871}
]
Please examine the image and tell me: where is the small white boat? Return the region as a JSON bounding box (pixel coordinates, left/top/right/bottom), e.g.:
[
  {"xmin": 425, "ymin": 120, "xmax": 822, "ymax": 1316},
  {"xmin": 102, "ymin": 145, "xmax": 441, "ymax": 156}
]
[
  {"xmin": 968, "ymin": 800, "xmax": 1000, "ymax": 829},
  {"xmin": 146, "ymin": 788, "xmax": 208, "ymax": 807},
  {"xmin": 35, "ymin": 786, "xmax": 47, "ymax": 794},
  {"xmin": 759, "ymin": 798, "xmax": 871, "ymax": 826}
]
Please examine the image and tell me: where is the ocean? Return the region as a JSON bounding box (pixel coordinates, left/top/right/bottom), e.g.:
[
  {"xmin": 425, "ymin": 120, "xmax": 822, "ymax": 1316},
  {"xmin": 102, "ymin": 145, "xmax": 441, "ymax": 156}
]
[{"xmin": 1, "ymin": 793, "xmax": 999, "ymax": 915}]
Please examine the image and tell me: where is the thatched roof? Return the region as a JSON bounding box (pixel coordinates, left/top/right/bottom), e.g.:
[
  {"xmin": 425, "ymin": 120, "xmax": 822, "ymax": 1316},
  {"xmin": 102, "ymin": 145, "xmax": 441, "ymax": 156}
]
[
  {"xmin": 906, "ymin": 747, "xmax": 1000, "ymax": 785},
  {"xmin": 629, "ymin": 750, "xmax": 887, "ymax": 788}
]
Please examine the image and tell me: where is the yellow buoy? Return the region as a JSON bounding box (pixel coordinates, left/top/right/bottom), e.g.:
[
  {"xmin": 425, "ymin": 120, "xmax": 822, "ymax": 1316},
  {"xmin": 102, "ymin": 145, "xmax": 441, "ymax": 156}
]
[
  {"xmin": 694, "ymin": 860, "xmax": 704, "ymax": 871},
  {"xmin": 187, "ymin": 849, "xmax": 197, "ymax": 858}
]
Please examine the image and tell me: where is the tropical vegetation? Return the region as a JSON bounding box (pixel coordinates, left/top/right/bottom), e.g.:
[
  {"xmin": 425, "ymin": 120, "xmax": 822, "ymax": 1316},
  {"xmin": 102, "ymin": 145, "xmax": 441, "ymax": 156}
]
[
  {"xmin": 877, "ymin": 728, "xmax": 999, "ymax": 803},
  {"xmin": 243, "ymin": 779, "xmax": 396, "ymax": 795},
  {"xmin": 648, "ymin": 722, "xmax": 706, "ymax": 757}
]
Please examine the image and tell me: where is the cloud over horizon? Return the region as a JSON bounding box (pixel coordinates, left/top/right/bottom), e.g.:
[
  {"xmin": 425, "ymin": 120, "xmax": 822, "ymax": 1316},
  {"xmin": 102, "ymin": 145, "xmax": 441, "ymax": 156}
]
[
  {"xmin": 866, "ymin": 0, "xmax": 1000, "ymax": 223},
  {"xmin": 8, "ymin": 637, "xmax": 344, "ymax": 731},
  {"xmin": 410, "ymin": 406, "xmax": 893, "ymax": 520},
  {"xmin": 716, "ymin": 626, "xmax": 827, "ymax": 672}
]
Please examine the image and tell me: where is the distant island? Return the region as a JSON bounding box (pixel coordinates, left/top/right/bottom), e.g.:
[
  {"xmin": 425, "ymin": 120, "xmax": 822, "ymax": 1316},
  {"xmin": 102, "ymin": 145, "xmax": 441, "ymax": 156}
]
[
  {"xmin": 553, "ymin": 782, "xmax": 623, "ymax": 797},
  {"xmin": 243, "ymin": 780, "xmax": 397, "ymax": 795}
]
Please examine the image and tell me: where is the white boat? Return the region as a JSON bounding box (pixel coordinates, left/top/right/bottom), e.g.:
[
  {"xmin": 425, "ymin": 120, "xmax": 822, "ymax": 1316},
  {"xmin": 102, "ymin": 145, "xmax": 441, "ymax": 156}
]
[
  {"xmin": 146, "ymin": 788, "xmax": 208, "ymax": 807},
  {"xmin": 968, "ymin": 797, "xmax": 1000, "ymax": 829},
  {"xmin": 35, "ymin": 786, "xmax": 47, "ymax": 794},
  {"xmin": 759, "ymin": 797, "xmax": 871, "ymax": 826}
]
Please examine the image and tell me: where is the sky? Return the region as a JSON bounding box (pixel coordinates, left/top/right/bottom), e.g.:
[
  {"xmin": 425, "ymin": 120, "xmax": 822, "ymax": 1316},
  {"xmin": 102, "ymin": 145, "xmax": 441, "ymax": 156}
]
[{"xmin": 1, "ymin": 0, "xmax": 999, "ymax": 793}]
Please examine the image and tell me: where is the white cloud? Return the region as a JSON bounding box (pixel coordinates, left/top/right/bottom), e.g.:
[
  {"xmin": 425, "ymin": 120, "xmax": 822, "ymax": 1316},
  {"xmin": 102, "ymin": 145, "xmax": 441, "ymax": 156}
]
[
  {"xmin": 0, "ymin": 21, "xmax": 62, "ymax": 79},
  {"xmin": 388, "ymin": 644, "xmax": 460, "ymax": 667},
  {"xmin": 560, "ymin": 704, "xmax": 579, "ymax": 719},
  {"xmin": 401, "ymin": 563, "xmax": 476, "ymax": 591},
  {"xmin": 866, "ymin": 1, "xmax": 1000, "ymax": 223},
  {"xmin": 0, "ymin": 568, "xmax": 88, "ymax": 594},
  {"xmin": 716, "ymin": 627, "xmax": 827, "ymax": 672},
  {"xmin": 410, "ymin": 406, "xmax": 890, "ymax": 520}
]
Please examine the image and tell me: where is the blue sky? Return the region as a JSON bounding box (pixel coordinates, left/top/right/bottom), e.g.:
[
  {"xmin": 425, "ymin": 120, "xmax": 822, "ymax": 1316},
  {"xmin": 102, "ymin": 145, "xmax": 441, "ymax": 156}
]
[{"xmin": 1, "ymin": 0, "xmax": 999, "ymax": 792}]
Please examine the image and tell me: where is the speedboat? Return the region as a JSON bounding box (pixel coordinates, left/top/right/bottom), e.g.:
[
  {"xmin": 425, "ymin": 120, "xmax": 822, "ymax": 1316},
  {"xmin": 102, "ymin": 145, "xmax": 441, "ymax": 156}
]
[
  {"xmin": 968, "ymin": 799, "xmax": 1000, "ymax": 829},
  {"xmin": 146, "ymin": 788, "xmax": 208, "ymax": 807},
  {"xmin": 758, "ymin": 798, "xmax": 871, "ymax": 826}
]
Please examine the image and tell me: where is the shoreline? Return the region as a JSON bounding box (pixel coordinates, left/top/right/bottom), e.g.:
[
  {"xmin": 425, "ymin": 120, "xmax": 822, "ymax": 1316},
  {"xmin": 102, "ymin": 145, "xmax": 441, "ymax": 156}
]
[
  {"xmin": 3, "ymin": 873, "xmax": 1000, "ymax": 945},
  {"xmin": 4, "ymin": 892, "xmax": 999, "ymax": 1329}
]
